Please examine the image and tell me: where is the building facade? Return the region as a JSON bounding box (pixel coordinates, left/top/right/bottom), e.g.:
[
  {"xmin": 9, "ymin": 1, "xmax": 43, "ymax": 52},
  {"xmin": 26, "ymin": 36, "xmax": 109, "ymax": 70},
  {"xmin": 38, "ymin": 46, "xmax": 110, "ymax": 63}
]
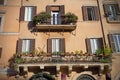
[{"xmin": 0, "ymin": 0, "xmax": 120, "ymax": 80}]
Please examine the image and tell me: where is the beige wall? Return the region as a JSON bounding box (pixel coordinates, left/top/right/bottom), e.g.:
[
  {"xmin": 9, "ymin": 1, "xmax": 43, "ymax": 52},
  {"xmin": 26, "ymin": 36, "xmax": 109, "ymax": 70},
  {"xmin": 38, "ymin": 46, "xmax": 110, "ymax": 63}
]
[
  {"xmin": 0, "ymin": 0, "xmax": 120, "ymax": 79},
  {"xmin": 19, "ymin": 0, "xmax": 103, "ymax": 53}
]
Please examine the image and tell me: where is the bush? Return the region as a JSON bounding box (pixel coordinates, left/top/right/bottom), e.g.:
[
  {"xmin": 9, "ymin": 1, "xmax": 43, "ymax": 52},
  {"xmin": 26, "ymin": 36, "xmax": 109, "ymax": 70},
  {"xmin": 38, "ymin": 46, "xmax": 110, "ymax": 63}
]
[
  {"xmin": 63, "ymin": 12, "xmax": 78, "ymax": 24},
  {"xmin": 33, "ymin": 12, "xmax": 51, "ymax": 25}
]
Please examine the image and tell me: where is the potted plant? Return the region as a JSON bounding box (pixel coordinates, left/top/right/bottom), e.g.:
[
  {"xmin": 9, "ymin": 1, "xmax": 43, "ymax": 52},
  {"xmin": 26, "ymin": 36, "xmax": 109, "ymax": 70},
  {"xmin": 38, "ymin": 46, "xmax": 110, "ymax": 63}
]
[
  {"xmin": 33, "ymin": 12, "xmax": 51, "ymax": 25},
  {"xmin": 63, "ymin": 12, "xmax": 78, "ymax": 24}
]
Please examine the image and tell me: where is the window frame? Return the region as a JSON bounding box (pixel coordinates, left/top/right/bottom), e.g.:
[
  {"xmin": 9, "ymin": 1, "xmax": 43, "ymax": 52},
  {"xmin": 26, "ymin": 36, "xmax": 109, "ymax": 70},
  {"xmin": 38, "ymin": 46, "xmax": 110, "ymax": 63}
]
[
  {"xmin": 0, "ymin": 14, "xmax": 4, "ymax": 32},
  {"xmin": 82, "ymin": 6, "xmax": 99, "ymax": 21},
  {"xmin": 86, "ymin": 38, "xmax": 103, "ymax": 54},
  {"xmin": 103, "ymin": 4, "xmax": 120, "ymax": 22},
  {"xmin": 20, "ymin": 6, "xmax": 36, "ymax": 21}
]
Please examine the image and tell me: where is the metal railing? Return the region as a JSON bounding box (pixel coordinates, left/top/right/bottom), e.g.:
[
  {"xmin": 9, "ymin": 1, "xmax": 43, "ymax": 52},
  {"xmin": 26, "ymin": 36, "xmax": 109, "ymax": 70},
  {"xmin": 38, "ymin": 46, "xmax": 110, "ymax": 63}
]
[{"xmin": 14, "ymin": 53, "xmax": 111, "ymax": 64}]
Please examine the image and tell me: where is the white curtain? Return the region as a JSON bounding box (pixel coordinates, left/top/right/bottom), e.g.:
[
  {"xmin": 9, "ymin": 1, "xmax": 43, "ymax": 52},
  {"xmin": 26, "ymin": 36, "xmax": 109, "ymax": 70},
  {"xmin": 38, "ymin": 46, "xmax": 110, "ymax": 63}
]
[{"xmin": 24, "ymin": 7, "xmax": 33, "ymax": 21}]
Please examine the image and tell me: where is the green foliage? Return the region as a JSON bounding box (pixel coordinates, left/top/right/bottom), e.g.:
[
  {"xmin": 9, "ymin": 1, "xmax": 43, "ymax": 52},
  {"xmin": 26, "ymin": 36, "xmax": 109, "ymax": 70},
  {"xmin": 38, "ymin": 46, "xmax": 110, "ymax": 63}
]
[
  {"xmin": 103, "ymin": 45, "xmax": 112, "ymax": 57},
  {"xmin": 15, "ymin": 58, "xmax": 23, "ymax": 64},
  {"xmin": 63, "ymin": 12, "xmax": 78, "ymax": 24},
  {"xmin": 95, "ymin": 49, "xmax": 103, "ymax": 55},
  {"xmin": 29, "ymin": 72, "xmax": 55, "ymax": 80},
  {"xmin": 100, "ymin": 58, "xmax": 109, "ymax": 63},
  {"xmin": 33, "ymin": 12, "xmax": 51, "ymax": 24}
]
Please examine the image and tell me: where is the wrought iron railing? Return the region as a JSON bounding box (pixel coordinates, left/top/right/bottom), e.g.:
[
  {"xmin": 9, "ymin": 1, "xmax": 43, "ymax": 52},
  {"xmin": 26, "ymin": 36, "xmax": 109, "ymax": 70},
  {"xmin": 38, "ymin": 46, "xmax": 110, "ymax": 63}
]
[{"xmin": 14, "ymin": 53, "xmax": 111, "ymax": 64}]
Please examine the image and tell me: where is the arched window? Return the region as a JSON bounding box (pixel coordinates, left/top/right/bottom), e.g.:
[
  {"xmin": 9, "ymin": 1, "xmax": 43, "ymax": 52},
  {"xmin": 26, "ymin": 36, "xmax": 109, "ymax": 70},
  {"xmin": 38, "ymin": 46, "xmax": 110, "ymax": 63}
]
[{"xmin": 76, "ymin": 74, "xmax": 95, "ymax": 80}]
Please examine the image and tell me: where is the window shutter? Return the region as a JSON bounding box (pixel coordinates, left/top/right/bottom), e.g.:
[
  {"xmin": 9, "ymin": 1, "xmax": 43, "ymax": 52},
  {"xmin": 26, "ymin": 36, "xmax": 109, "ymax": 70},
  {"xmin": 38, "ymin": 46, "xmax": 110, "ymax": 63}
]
[
  {"xmin": 82, "ymin": 6, "xmax": 88, "ymax": 21},
  {"xmin": 108, "ymin": 34, "xmax": 115, "ymax": 52},
  {"xmin": 0, "ymin": 0, "xmax": 4, "ymax": 5},
  {"xmin": 20, "ymin": 6, "xmax": 25, "ymax": 21},
  {"xmin": 46, "ymin": 5, "xmax": 51, "ymax": 24},
  {"xmin": 0, "ymin": 48, "xmax": 2, "ymax": 58},
  {"xmin": 30, "ymin": 39, "xmax": 35, "ymax": 52},
  {"xmin": 114, "ymin": 4, "xmax": 120, "ymax": 14},
  {"xmin": 85, "ymin": 38, "xmax": 92, "ymax": 53},
  {"xmin": 60, "ymin": 5, "xmax": 65, "ymax": 24},
  {"xmin": 97, "ymin": 38, "xmax": 103, "ymax": 49},
  {"xmin": 17, "ymin": 39, "xmax": 22, "ymax": 53},
  {"xmin": 94, "ymin": 6, "xmax": 99, "ymax": 20},
  {"xmin": 60, "ymin": 38, "xmax": 65, "ymax": 53},
  {"xmin": 32, "ymin": 6, "xmax": 37, "ymax": 18},
  {"xmin": 47, "ymin": 39, "xmax": 52, "ymax": 53},
  {"xmin": 103, "ymin": 4, "xmax": 109, "ymax": 17}
]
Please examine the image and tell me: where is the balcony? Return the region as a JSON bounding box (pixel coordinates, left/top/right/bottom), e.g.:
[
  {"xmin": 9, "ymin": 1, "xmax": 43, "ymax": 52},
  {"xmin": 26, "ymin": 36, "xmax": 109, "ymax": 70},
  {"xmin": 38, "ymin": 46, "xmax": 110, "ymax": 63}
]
[
  {"xmin": 12, "ymin": 52, "xmax": 111, "ymax": 73},
  {"xmin": 107, "ymin": 14, "xmax": 120, "ymax": 23},
  {"xmin": 35, "ymin": 24, "xmax": 76, "ymax": 32},
  {"xmin": 32, "ymin": 12, "xmax": 78, "ymax": 32}
]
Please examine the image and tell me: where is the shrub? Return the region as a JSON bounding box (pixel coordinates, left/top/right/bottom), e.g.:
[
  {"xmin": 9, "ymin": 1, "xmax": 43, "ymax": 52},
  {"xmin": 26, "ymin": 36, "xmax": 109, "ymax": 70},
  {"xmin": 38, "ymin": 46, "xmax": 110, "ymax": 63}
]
[{"xmin": 33, "ymin": 12, "xmax": 51, "ymax": 25}]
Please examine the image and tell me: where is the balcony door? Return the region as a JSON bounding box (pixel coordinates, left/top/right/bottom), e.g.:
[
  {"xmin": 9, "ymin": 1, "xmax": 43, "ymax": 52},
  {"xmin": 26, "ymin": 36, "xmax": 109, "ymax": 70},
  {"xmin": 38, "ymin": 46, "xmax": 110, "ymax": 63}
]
[{"xmin": 51, "ymin": 11, "xmax": 60, "ymax": 25}]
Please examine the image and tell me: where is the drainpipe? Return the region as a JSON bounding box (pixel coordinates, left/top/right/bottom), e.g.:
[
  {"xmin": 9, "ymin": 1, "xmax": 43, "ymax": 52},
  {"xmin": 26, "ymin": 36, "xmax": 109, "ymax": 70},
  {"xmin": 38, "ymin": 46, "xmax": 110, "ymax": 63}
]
[{"xmin": 96, "ymin": 0, "xmax": 106, "ymax": 46}]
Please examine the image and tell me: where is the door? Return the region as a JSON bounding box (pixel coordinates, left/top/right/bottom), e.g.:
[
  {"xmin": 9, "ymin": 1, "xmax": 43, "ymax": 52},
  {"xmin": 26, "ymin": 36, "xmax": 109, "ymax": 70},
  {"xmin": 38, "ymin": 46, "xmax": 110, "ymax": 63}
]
[{"xmin": 51, "ymin": 11, "xmax": 60, "ymax": 25}]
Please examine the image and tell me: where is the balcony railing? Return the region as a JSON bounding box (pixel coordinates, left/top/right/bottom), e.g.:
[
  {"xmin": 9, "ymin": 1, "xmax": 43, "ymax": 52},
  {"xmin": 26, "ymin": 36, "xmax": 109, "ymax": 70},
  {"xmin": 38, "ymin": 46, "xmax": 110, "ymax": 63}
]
[
  {"xmin": 107, "ymin": 14, "xmax": 120, "ymax": 23},
  {"xmin": 14, "ymin": 53, "xmax": 111, "ymax": 65},
  {"xmin": 35, "ymin": 21, "xmax": 76, "ymax": 32}
]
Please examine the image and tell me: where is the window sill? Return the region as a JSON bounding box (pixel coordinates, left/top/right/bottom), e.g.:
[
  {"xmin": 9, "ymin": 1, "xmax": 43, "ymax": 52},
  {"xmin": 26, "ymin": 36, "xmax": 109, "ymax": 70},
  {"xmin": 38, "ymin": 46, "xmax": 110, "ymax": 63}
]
[{"xmin": 112, "ymin": 53, "xmax": 120, "ymax": 56}]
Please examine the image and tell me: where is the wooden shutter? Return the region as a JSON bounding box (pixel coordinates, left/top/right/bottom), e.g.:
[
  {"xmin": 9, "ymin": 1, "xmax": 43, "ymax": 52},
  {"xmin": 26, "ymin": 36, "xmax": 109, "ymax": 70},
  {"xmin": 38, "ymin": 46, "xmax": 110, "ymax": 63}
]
[
  {"xmin": 30, "ymin": 39, "xmax": 35, "ymax": 52},
  {"xmin": 97, "ymin": 38, "xmax": 103, "ymax": 49},
  {"xmin": 103, "ymin": 4, "xmax": 109, "ymax": 17},
  {"xmin": 82, "ymin": 6, "xmax": 88, "ymax": 21},
  {"xmin": 85, "ymin": 38, "xmax": 92, "ymax": 53},
  {"xmin": 47, "ymin": 39, "xmax": 52, "ymax": 53},
  {"xmin": 0, "ymin": 48, "xmax": 2, "ymax": 58},
  {"xmin": 60, "ymin": 5, "xmax": 65, "ymax": 24},
  {"xmin": 17, "ymin": 39, "xmax": 22, "ymax": 53},
  {"xmin": 114, "ymin": 4, "xmax": 120, "ymax": 14},
  {"xmin": 60, "ymin": 38, "xmax": 65, "ymax": 53},
  {"xmin": 19, "ymin": 6, "xmax": 25, "ymax": 21},
  {"xmin": 0, "ymin": 0, "xmax": 4, "ymax": 5},
  {"xmin": 46, "ymin": 5, "xmax": 51, "ymax": 24},
  {"xmin": 32, "ymin": 6, "xmax": 37, "ymax": 18},
  {"xmin": 94, "ymin": 6, "xmax": 99, "ymax": 21},
  {"xmin": 108, "ymin": 34, "xmax": 115, "ymax": 52}
]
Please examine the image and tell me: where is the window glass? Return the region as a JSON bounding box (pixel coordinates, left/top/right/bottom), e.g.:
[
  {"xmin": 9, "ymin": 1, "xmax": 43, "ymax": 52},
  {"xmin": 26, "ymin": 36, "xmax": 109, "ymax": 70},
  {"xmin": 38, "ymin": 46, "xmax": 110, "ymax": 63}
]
[
  {"xmin": 24, "ymin": 7, "xmax": 33, "ymax": 21},
  {"xmin": 22, "ymin": 39, "xmax": 31, "ymax": 53},
  {"xmin": 52, "ymin": 39, "xmax": 60, "ymax": 53},
  {"xmin": 113, "ymin": 34, "xmax": 120, "ymax": 52}
]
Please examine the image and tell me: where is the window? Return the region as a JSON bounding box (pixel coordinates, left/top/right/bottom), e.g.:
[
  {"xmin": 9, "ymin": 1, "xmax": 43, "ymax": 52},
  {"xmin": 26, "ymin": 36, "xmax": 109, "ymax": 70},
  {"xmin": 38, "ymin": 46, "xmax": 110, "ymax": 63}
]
[
  {"xmin": 108, "ymin": 34, "xmax": 120, "ymax": 52},
  {"xmin": 82, "ymin": 6, "xmax": 99, "ymax": 21},
  {"xmin": 0, "ymin": 14, "xmax": 4, "ymax": 32},
  {"xmin": 20, "ymin": 6, "xmax": 36, "ymax": 21},
  {"xmin": 47, "ymin": 38, "xmax": 65, "ymax": 53},
  {"xmin": 0, "ymin": 0, "xmax": 4, "ymax": 5},
  {"xmin": 51, "ymin": 11, "xmax": 60, "ymax": 25},
  {"xmin": 24, "ymin": 7, "xmax": 33, "ymax": 21},
  {"xmin": 103, "ymin": 4, "xmax": 120, "ymax": 22},
  {"xmin": 52, "ymin": 39, "xmax": 60, "ymax": 52},
  {"xmin": 86, "ymin": 38, "xmax": 103, "ymax": 53},
  {"xmin": 17, "ymin": 39, "xmax": 35, "ymax": 53},
  {"xmin": 22, "ymin": 40, "xmax": 31, "ymax": 52},
  {"xmin": 46, "ymin": 5, "xmax": 64, "ymax": 24}
]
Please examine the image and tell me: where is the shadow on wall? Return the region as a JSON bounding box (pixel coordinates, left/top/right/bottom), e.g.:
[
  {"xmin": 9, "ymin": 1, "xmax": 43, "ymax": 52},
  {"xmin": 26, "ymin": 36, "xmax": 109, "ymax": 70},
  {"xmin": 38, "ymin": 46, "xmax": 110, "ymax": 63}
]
[
  {"xmin": 115, "ymin": 72, "xmax": 120, "ymax": 80},
  {"xmin": 28, "ymin": 21, "xmax": 35, "ymax": 31}
]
